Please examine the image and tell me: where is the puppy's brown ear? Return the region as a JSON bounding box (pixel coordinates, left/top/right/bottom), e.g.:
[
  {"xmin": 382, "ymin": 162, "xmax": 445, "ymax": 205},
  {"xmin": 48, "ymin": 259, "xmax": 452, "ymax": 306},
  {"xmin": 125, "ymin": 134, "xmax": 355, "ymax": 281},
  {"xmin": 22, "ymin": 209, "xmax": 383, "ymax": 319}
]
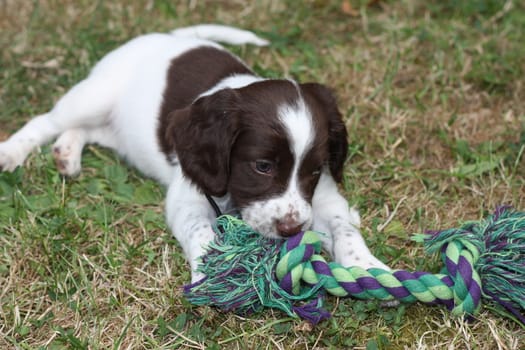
[
  {"xmin": 159, "ymin": 89, "xmax": 241, "ymax": 196},
  {"xmin": 300, "ymin": 83, "xmax": 348, "ymax": 183}
]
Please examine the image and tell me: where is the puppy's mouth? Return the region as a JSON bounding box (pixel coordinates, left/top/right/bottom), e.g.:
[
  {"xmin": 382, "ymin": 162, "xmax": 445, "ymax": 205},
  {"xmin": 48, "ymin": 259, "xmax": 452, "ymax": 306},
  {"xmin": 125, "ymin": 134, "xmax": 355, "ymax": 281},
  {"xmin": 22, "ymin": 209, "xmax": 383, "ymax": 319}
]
[
  {"xmin": 235, "ymin": 200, "xmax": 313, "ymax": 240},
  {"xmin": 275, "ymin": 219, "xmax": 306, "ymax": 238}
]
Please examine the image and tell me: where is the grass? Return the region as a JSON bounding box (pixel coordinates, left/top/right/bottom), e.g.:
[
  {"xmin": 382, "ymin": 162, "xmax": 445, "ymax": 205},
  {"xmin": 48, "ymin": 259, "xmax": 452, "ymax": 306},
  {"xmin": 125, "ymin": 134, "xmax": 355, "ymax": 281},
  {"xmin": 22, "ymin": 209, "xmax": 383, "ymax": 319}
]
[{"xmin": 1, "ymin": 0, "xmax": 524, "ymax": 348}]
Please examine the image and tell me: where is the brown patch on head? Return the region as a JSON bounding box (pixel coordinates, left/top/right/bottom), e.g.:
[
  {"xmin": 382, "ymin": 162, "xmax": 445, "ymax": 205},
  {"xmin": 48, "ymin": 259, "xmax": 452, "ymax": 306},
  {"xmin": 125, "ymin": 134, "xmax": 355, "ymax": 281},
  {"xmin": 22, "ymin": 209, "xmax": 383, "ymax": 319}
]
[
  {"xmin": 158, "ymin": 45, "xmax": 252, "ymax": 161},
  {"xmin": 159, "ymin": 73, "xmax": 348, "ymax": 206}
]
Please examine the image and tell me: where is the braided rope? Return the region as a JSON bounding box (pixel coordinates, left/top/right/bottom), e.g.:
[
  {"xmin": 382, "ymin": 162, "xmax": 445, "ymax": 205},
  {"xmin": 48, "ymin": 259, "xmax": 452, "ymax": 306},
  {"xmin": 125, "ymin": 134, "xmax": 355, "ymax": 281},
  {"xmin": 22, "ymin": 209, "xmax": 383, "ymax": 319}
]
[
  {"xmin": 275, "ymin": 231, "xmax": 482, "ymax": 317},
  {"xmin": 185, "ymin": 208, "xmax": 525, "ymax": 325}
]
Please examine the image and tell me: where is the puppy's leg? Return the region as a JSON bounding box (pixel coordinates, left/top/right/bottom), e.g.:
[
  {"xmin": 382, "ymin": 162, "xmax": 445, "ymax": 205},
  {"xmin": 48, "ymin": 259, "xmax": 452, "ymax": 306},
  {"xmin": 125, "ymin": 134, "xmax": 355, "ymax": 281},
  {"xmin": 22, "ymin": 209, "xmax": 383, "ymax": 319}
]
[
  {"xmin": 0, "ymin": 75, "xmax": 117, "ymax": 172},
  {"xmin": 0, "ymin": 113, "xmax": 58, "ymax": 171},
  {"xmin": 52, "ymin": 126, "xmax": 117, "ymax": 176},
  {"xmin": 52, "ymin": 129, "xmax": 86, "ymax": 176},
  {"xmin": 312, "ymin": 172, "xmax": 390, "ymax": 271},
  {"xmin": 165, "ymin": 170, "xmax": 217, "ymax": 283}
]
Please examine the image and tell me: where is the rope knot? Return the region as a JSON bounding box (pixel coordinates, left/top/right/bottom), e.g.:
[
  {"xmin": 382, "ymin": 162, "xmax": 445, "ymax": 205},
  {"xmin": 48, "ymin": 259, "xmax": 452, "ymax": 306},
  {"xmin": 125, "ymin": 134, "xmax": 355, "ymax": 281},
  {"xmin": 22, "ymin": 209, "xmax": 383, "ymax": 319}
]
[
  {"xmin": 436, "ymin": 237, "xmax": 483, "ymax": 316},
  {"xmin": 276, "ymin": 231, "xmax": 322, "ymax": 295}
]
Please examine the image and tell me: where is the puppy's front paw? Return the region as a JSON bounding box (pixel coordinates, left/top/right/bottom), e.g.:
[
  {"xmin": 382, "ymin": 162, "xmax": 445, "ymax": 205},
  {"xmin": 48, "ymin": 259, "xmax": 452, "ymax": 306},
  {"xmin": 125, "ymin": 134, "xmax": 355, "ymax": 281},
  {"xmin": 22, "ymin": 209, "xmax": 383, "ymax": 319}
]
[
  {"xmin": 338, "ymin": 253, "xmax": 391, "ymax": 271},
  {"xmin": 191, "ymin": 271, "xmax": 206, "ymax": 284}
]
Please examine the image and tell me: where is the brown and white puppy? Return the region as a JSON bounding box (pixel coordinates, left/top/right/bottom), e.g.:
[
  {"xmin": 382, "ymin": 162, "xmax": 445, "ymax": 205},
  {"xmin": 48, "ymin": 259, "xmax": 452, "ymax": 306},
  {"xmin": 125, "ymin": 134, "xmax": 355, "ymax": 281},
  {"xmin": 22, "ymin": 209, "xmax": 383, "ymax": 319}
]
[{"xmin": 0, "ymin": 25, "xmax": 389, "ymax": 282}]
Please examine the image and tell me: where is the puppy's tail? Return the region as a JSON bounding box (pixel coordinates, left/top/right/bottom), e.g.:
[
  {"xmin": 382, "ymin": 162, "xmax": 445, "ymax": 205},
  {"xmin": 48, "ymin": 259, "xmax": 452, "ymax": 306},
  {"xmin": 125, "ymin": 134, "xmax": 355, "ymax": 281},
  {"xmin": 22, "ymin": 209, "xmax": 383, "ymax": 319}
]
[{"xmin": 171, "ymin": 24, "xmax": 269, "ymax": 46}]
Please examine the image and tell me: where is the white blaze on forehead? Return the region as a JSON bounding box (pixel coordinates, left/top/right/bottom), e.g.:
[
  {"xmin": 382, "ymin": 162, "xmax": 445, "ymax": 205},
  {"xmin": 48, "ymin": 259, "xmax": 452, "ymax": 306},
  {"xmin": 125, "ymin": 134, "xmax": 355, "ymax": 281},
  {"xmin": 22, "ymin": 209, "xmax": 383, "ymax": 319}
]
[{"xmin": 278, "ymin": 98, "xmax": 315, "ymax": 164}]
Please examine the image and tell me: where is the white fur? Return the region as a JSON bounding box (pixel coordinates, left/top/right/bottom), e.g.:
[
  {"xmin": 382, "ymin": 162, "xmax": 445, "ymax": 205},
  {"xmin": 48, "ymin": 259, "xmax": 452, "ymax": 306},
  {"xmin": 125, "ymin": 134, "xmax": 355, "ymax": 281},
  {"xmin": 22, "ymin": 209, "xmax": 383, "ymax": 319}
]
[
  {"xmin": 279, "ymin": 99, "xmax": 314, "ymax": 165},
  {"xmin": 0, "ymin": 25, "xmax": 390, "ymax": 283},
  {"xmin": 312, "ymin": 173, "xmax": 389, "ymax": 270}
]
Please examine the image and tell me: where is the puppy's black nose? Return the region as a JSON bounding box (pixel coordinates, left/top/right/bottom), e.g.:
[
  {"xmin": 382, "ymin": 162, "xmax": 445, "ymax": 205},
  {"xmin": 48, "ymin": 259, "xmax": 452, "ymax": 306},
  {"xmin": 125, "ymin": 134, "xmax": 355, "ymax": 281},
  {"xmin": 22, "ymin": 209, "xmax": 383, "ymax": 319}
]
[{"xmin": 276, "ymin": 219, "xmax": 303, "ymax": 237}]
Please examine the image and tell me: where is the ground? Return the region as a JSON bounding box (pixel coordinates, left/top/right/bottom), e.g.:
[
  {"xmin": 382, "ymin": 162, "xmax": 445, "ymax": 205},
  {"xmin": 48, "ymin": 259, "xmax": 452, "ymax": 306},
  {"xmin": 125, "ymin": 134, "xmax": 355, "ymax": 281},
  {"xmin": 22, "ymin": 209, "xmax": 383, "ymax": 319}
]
[{"xmin": 0, "ymin": 0, "xmax": 524, "ymax": 349}]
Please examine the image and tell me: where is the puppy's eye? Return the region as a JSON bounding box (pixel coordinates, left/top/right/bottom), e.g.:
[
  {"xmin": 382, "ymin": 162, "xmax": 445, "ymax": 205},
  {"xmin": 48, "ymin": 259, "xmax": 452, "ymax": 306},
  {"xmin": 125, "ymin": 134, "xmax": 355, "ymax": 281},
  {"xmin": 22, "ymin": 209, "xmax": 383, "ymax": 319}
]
[{"xmin": 252, "ymin": 160, "xmax": 274, "ymax": 175}]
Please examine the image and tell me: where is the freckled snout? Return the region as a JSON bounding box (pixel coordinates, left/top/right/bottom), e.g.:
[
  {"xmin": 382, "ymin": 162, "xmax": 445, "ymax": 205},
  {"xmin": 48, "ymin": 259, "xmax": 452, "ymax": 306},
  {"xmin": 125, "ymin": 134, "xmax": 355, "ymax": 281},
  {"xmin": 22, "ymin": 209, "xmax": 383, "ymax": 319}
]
[{"xmin": 276, "ymin": 214, "xmax": 304, "ymax": 237}]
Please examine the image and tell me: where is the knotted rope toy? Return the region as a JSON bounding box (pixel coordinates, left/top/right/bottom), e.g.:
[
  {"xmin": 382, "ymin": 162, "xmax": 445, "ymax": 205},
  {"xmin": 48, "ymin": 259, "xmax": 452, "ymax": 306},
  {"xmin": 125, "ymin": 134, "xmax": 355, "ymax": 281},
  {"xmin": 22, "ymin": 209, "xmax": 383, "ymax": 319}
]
[{"xmin": 184, "ymin": 207, "xmax": 525, "ymax": 325}]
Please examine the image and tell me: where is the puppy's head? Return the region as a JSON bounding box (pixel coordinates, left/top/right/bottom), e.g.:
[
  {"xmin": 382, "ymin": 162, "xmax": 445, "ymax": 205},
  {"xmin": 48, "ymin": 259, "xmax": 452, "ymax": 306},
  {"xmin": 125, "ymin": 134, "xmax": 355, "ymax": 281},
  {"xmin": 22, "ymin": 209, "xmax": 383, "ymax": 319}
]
[{"xmin": 162, "ymin": 80, "xmax": 348, "ymax": 238}]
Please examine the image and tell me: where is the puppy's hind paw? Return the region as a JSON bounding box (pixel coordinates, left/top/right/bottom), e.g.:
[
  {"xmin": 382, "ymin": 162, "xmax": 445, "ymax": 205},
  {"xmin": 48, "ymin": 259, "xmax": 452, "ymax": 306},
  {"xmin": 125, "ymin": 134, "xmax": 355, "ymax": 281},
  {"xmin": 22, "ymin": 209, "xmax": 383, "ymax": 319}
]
[
  {"xmin": 52, "ymin": 131, "xmax": 85, "ymax": 177},
  {"xmin": 52, "ymin": 145, "xmax": 82, "ymax": 177},
  {"xmin": 0, "ymin": 143, "xmax": 24, "ymax": 172}
]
